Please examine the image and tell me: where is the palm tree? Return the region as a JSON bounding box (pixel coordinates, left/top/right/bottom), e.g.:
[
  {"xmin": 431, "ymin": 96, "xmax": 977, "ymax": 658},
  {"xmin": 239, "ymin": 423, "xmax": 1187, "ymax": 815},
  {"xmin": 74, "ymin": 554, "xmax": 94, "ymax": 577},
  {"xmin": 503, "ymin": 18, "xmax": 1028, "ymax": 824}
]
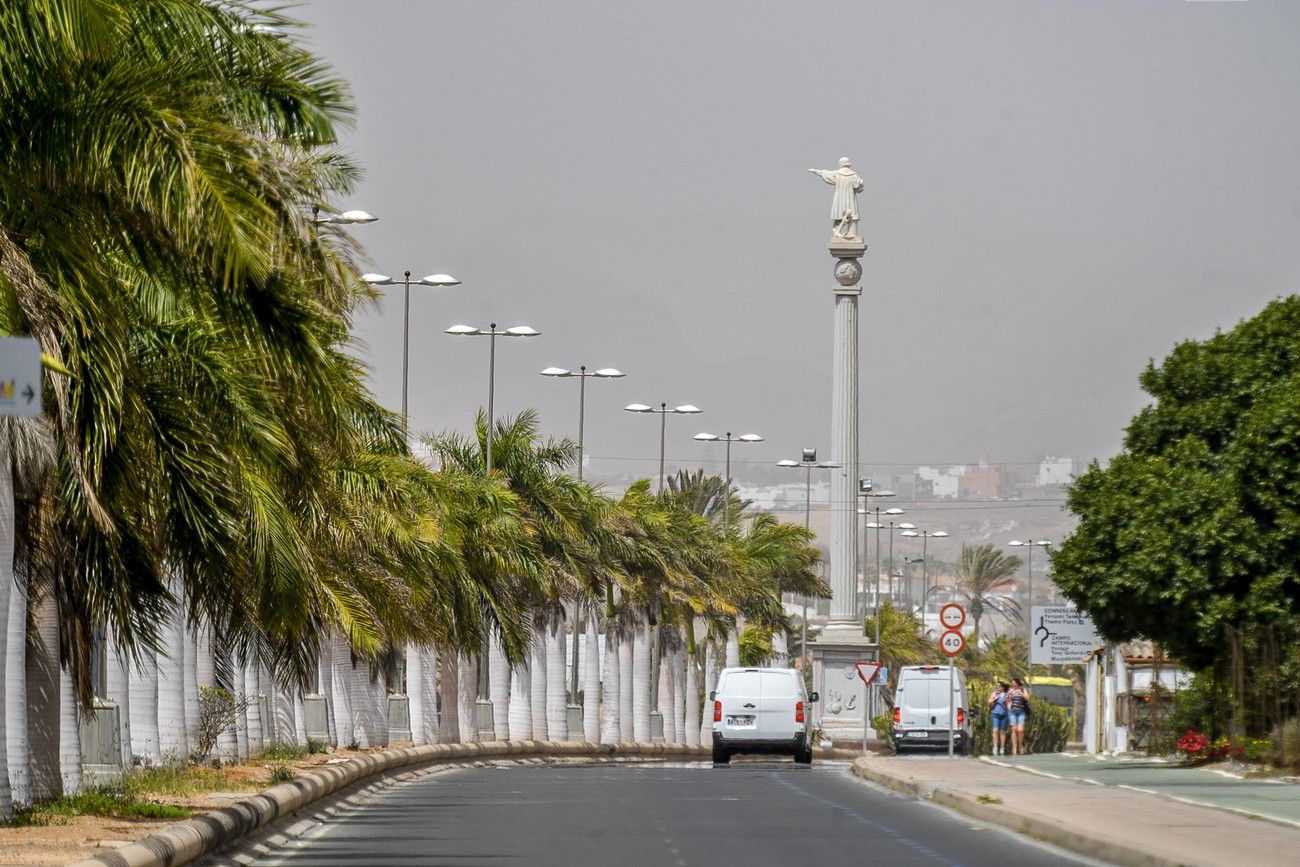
[{"xmin": 954, "ymin": 544, "xmax": 1024, "ymax": 640}]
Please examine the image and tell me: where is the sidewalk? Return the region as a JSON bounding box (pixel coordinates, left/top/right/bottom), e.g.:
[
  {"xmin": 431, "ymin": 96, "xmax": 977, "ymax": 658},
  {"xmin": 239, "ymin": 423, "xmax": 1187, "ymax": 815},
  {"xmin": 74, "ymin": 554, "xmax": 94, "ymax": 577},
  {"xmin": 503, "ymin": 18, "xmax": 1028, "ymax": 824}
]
[{"xmin": 852, "ymin": 754, "xmax": 1300, "ymax": 867}]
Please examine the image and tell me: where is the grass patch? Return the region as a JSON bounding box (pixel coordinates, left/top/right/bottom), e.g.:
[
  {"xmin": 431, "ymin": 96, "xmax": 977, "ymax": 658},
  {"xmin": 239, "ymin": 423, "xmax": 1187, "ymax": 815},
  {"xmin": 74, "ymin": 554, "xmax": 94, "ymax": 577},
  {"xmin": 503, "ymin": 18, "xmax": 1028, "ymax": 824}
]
[
  {"xmin": 122, "ymin": 764, "xmax": 254, "ymax": 798},
  {"xmin": 975, "ymin": 794, "xmax": 1004, "ymax": 805},
  {"xmin": 2, "ymin": 789, "xmax": 191, "ymax": 828},
  {"xmin": 268, "ymin": 764, "xmax": 295, "ymax": 784},
  {"xmin": 259, "ymin": 743, "xmax": 309, "ymax": 761}
]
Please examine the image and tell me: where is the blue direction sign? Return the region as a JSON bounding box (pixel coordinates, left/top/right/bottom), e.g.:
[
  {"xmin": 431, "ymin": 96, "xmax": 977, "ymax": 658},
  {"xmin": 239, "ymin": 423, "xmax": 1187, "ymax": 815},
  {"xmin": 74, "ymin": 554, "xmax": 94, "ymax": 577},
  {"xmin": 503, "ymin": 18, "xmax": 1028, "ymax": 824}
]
[{"xmin": 0, "ymin": 337, "xmax": 42, "ymax": 417}]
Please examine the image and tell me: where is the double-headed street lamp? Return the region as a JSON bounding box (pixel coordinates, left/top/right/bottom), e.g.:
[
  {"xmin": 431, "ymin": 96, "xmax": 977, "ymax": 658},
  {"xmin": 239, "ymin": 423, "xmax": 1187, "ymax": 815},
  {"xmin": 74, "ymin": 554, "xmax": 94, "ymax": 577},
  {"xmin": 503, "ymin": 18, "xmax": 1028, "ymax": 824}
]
[
  {"xmin": 542, "ymin": 365, "xmax": 625, "ymax": 701},
  {"xmin": 1009, "ymin": 538, "xmax": 1052, "ymax": 662},
  {"xmin": 694, "ymin": 431, "xmax": 764, "ymax": 530},
  {"xmin": 540, "ymin": 366, "xmax": 625, "ymax": 481},
  {"xmin": 778, "ymin": 450, "xmax": 840, "ymax": 662},
  {"xmin": 446, "ymin": 323, "xmax": 540, "ymax": 473},
  {"xmin": 364, "ymin": 272, "xmax": 462, "ymax": 431},
  {"xmin": 313, "ymin": 208, "xmax": 378, "ymax": 225},
  {"xmin": 624, "ymin": 402, "xmax": 702, "ymax": 492},
  {"xmin": 857, "ymin": 481, "xmax": 896, "ymax": 645}
]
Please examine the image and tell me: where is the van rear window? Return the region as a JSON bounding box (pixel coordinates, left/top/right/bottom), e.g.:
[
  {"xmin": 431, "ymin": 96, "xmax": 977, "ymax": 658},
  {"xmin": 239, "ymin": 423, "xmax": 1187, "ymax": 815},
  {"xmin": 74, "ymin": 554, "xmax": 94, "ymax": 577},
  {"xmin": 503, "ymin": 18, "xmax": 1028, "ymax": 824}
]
[{"xmin": 719, "ymin": 670, "xmax": 763, "ymax": 694}]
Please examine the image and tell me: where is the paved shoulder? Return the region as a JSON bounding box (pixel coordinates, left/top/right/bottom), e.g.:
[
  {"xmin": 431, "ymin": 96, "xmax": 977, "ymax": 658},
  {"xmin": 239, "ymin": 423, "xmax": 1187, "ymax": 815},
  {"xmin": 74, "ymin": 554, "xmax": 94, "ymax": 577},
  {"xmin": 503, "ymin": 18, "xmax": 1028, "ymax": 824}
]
[
  {"xmin": 856, "ymin": 754, "xmax": 1300, "ymax": 866},
  {"xmin": 250, "ymin": 761, "xmax": 1089, "ymax": 866}
]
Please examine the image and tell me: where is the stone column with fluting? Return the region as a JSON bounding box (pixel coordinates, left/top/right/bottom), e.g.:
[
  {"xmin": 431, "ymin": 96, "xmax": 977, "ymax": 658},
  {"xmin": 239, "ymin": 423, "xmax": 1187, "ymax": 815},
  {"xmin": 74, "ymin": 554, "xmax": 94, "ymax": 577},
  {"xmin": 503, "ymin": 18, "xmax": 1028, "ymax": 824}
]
[{"xmin": 826, "ymin": 239, "xmax": 865, "ymax": 630}]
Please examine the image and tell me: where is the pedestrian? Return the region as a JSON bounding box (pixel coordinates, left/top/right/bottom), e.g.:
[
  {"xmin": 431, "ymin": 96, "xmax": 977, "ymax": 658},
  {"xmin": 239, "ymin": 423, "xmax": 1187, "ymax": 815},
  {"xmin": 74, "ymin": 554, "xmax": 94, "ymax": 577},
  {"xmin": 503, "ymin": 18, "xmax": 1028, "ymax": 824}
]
[
  {"xmin": 988, "ymin": 682, "xmax": 1010, "ymax": 755},
  {"xmin": 1006, "ymin": 677, "xmax": 1031, "ymax": 756}
]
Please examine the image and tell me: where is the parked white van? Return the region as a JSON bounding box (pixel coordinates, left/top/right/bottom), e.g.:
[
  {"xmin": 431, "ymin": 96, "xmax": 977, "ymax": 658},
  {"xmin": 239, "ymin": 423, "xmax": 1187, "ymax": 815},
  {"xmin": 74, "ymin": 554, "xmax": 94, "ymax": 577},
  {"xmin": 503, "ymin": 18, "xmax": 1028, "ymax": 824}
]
[
  {"xmin": 892, "ymin": 664, "xmax": 971, "ymax": 754},
  {"xmin": 710, "ymin": 667, "xmax": 817, "ymax": 765}
]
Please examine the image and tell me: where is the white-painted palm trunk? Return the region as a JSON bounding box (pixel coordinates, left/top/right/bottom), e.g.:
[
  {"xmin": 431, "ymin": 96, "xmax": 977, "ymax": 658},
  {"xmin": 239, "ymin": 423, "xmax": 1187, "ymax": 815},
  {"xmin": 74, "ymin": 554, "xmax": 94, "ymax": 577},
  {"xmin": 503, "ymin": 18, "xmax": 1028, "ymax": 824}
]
[
  {"xmin": 329, "ymin": 636, "xmax": 355, "ymax": 748},
  {"xmin": 351, "ymin": 662, "xmax": 383, "ymax": 749},
  {"xmin": 5, "ymin": 577, "xmax": 29, "ymax": 806},
  {"xmin": 244, "ymin": 661, "xmax": 264, "ymax": 756},
  {"xmin": 599, "ymin": 628, "xmax": 619, "ymax": 743},
  {"xmin": 183, "ymin": 619, "xmax": 200, "ymax": 750},
  {"xmin": 583, "ymin": 615, "xmax": 600, "ymax": 742},
  {"xmin": 726, "ymin": 627, "xmax": 740, "ymax": 668},
  {"xmin": 507, "ymin": 663, "xmax": 531, "ymax": 740},
  {"xmin": 58, "ymin": 668, "xmax": 81, "ymax": 793},
  {"xmin": 487, "ymin": 637, "xmax": 510, "ymax": 740},
  {"xmin": 129, "ymin": 653, "xmax": 162, "ymax": 766},
  {"xmin": 700, "ymin": 641, "xmax": 717, "ymax": 742},
  {"xmin": 672, "ymin": 647, "xmax": 686, "ymax": 743},
  {"xmin": 545, "ymin": 621, "xmax": 567, "ymax": 741},
  {"xmin": 292, "ymin": 689, "xmax": 308, "ymax": 746},
  {"xmin": 405, "ymin": 644, "xmax": 428, "ymax": 745},
  {"xmin": 156, "ymin": 606, "xmax": 189, "ymax": 762},
  {"xmin": 271, "ymin": 676, "xmax": 296, "ymax": 746},
  {"xmin": 657, "ymin": 648, "xmax": 674, "ymax": 743},
  {"xmin": 631, "ymin": 622, "xmax": 650, "ymax": 742},
  {"xmin": 529, "ymin": 630, "xmax": 548, "ymax": 741},
  {"xmin": 456, "ymin": 653, "xmax": 477, "ymax": 743},
  {"xmin": 684, "ymin": 649, "xmax": 700, "ymax": 747},
  {"xmin": 770, "ymin": 630, "xmax": 789, "ymax": 667},
  {"xmin": 618, "ymin": 630, "xmax": 634, "ymax": 742},
  {"xmin": 105, "ymin": 630, "xmax": 132, "ymax": 768}
]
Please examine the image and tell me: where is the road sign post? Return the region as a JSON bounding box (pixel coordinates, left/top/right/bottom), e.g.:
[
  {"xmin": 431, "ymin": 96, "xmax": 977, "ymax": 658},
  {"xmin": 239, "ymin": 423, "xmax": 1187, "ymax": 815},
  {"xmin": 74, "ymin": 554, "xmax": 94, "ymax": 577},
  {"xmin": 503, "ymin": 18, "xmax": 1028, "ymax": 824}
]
[{"xmin": 936, "ymin": 602, "xmax": 967, "ymax": 758}]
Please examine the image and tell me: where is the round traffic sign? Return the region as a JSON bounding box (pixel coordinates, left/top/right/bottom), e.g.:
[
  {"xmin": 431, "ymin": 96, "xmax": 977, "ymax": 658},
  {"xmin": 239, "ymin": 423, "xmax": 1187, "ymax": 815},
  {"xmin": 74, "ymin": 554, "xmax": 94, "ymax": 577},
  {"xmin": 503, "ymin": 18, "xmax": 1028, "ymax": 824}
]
[
  {"xmin": 939, "ymin": 602, "xmax": 966, "ymax": 630},
  {"xmin": 938, "ymin": 628, "xmax": 966, "ymax": 657}
]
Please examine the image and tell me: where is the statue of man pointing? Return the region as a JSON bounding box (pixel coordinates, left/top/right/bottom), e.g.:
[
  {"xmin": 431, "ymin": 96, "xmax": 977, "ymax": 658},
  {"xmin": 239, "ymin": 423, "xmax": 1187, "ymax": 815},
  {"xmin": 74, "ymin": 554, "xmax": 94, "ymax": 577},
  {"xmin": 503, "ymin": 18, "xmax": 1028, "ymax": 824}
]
[{"xmin": 809, "ymin": 157, "xmax": 865, "ymax": 240}]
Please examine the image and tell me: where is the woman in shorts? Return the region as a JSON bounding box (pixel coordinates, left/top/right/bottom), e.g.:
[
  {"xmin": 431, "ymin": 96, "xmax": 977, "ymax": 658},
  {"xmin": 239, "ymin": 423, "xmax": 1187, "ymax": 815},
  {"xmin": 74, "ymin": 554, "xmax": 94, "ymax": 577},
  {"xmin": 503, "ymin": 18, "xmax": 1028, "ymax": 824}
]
[
  {"xmin": 988, "ymin": 682, "xmax": 1010, "ymax": 755},
  {"xmin": 1006, "ymin": 677, "xmax": 1031, "ymax": 756}
]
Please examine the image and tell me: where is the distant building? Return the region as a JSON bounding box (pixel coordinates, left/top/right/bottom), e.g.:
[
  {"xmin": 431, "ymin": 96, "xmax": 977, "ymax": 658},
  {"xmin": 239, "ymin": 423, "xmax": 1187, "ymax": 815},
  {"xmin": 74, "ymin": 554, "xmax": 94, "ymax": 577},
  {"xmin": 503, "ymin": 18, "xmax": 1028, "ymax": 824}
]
[
  {"xmin": 1037, "ymin": 456, "xmax": 1075, "ymax": 487},
  {"xmin": 916, "ymin": 465, "xmax": 966, "ymax": 499},
  {"xmin": 958, "ymin": 462, "xmax": 1017, "ymax": 500}
]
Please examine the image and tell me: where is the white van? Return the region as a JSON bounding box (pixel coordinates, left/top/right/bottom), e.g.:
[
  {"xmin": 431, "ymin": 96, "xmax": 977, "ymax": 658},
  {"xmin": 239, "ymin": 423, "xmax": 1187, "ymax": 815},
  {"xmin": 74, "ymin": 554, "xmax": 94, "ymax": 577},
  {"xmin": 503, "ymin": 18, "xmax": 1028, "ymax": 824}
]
[
  {"xmin": 892, "ymin": 664, "xmax": 971, "ymax": 754},
  {"xmin": 710, "ymin": 667, "xmax": 817, "ymax": 765}
]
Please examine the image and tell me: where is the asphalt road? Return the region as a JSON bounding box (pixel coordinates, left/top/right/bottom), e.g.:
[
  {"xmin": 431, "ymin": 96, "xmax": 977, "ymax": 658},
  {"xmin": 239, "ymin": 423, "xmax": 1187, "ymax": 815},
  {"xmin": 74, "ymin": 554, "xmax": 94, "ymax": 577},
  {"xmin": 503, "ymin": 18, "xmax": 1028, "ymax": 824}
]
[{"xmin": 251, "ymin": 760, "xmax": 1103, "ymax": 866}]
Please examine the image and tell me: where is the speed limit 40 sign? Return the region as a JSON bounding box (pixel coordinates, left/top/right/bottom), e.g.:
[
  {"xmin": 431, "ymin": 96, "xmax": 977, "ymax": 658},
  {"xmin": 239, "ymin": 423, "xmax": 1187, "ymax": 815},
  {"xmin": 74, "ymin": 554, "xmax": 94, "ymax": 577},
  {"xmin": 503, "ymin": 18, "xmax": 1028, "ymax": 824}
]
[{"xmin": 938, "ymin": 629, "xmax": 966, "ymax": 656}]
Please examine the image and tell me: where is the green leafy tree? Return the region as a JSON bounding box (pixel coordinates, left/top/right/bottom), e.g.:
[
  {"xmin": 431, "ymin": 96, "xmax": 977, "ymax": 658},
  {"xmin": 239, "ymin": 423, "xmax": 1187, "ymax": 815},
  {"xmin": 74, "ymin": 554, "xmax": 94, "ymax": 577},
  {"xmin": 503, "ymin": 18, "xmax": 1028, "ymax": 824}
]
[{"xmin": 1053, "ymin": 297, "xmax": 1300, "ymax": 668}]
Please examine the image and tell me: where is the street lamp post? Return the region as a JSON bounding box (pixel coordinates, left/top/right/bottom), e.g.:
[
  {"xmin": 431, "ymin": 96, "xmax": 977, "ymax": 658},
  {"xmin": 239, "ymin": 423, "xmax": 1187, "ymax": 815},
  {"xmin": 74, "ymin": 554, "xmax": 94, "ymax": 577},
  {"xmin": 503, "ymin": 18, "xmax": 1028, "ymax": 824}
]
[
  {"xmin": 446, "ymin": 323, "xmax": 541, "ymax": 473},
  {"xmin": 856, "ymin": 484, "xmax": 896, "ymax": 643},
  {"xmin": 624, "ymin": 403, "xmax": 703, "ymax": 492},
  {"xmin": 363, "ymin": 272, "xmax": 462, "ymax": 432},
  {"xmin": 778, "ymin": 450, "xmax": 841, "ymax": 666},
  {"xmin": 916, "ymin": 529, "xmax": 950, "ymax": 619},
  {"xmin": 694, "ymin": 431, "xmax": 764, "ymax": 531},
  {"xmin": 1009, "ymin": 539, "xmax": 1052, "ymax": 666},
  {"xmin": 540, "ymin": 366, "xmax": 626, "ymax": 481},
  {"xmin": 542, "ymin": 365, "xmax": 626, "ymax": 701}
]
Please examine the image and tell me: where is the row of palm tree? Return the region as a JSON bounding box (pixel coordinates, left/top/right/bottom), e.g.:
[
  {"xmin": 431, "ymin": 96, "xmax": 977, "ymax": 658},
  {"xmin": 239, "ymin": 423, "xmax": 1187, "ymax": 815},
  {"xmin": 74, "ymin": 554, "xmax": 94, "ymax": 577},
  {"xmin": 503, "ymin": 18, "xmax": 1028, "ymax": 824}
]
[{"xmin": 0, "ymin": 2, "xmax": 826, "ymax": 818}]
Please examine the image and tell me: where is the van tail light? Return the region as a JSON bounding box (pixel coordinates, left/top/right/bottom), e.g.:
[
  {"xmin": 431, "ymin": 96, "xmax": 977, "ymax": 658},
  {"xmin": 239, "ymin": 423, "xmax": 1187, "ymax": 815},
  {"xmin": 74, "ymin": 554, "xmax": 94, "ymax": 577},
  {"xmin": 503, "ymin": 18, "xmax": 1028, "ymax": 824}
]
[
  {"xmin": 957, "ymin": 707, "xmax": 965, "ymax": 726},
  {"xmin": 893, "ymin": 707, "xmax": 900, "ymax": 724},
  {"xmin": 795, "ymin": 701, "xmax": 805, "ymax": 723},
  {"xmin": 714, "ymin": 700, "xmax": 722, "ymax": 723}
]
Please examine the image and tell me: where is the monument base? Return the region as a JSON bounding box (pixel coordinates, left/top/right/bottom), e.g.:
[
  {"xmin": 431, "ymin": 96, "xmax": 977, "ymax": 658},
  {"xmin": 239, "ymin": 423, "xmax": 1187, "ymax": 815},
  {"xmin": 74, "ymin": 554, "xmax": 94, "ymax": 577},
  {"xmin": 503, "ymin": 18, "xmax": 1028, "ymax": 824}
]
[{"xmin": 811, "ymin": 623, "xmax": 878, "ymax": 743}]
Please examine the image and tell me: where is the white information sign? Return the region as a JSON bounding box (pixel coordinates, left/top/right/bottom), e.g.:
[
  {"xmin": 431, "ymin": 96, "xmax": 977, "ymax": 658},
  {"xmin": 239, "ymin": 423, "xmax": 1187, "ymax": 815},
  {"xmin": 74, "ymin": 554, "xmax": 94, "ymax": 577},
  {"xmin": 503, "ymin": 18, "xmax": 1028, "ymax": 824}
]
[
  {"xmin": 0, "ymin": 337, "xmax": 41, "ymax": 418},
  {"xmin": 1031, "ymin": 605, "xmax": 1102, "ymax": 664}
]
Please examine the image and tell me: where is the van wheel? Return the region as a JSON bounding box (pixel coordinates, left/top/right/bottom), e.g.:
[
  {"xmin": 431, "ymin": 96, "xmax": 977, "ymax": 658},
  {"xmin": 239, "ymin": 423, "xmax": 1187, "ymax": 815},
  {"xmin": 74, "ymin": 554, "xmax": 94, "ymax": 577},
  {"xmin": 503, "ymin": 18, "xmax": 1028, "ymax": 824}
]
[{"xmin": 712, "ymin": 744, "xmax": 730, "ymax": 765}]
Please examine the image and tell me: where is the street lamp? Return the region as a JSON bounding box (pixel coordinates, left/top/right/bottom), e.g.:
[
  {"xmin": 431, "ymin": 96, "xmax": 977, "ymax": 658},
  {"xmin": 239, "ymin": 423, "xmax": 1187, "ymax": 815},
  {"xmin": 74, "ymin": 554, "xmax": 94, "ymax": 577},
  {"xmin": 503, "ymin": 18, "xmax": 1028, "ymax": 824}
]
[
  {"xmin": 313, "ymin": 207, "xmax": 379, "ymax": 225},
  {"xmin": 778, "ymin": 449, "xmax": 840, "ymax": 665},
  {"xmin": 446, "ymin": 323, "xmax": 540, "ymax": 473},
  {"xmin": 363, "ymin": 272, "xmax": 462, "ymax": 432},
  {"xmin": 856, "ymin": 482, "xmax": 896, "ymax": 646},
  {"xmin": 542, "ymin": 365, "xmax": 626, "ymax": 701},
  {"xmin": 693, "ymin": 431, "xmax": 764, "ymax": 531},
  {"xmin": 540, "ymin": 366, "xmax": 625, "ymax": 481},
  {"xmin": 916, "ymin": 529, "xmax": 950, "ymax": 619},
  {"xmin": 1009, "ymin": 539, "xmax": 1052, "ymax": 664},
  {"xmin": 624, "ymin": 402, "xmax": 702, "ymax": 493},
  {"xmin": 866, "ymin": 507, "xmax": 907, "ymax": 611}
]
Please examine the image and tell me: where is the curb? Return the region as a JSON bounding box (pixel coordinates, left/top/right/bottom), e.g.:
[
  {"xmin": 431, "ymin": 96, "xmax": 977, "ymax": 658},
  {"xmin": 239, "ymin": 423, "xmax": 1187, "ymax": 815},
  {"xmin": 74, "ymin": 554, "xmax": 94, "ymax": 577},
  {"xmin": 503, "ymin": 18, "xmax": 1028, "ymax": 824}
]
[
  {"xmin": 848, "ymin": 758, "xmax": 1186, "ymax": 867},
  {"xmin": 70, "ymin": 741, "xmax": 710, "ymax": 867}
]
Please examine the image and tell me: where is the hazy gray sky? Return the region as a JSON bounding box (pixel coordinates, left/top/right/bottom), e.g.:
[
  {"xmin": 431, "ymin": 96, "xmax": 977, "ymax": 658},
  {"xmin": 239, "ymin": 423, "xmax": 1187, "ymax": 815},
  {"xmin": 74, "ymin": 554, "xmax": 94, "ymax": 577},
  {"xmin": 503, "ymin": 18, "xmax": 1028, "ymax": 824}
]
[{"xmin": 295, "ymin": 0, "xmax": 1300, "ymax": 486}]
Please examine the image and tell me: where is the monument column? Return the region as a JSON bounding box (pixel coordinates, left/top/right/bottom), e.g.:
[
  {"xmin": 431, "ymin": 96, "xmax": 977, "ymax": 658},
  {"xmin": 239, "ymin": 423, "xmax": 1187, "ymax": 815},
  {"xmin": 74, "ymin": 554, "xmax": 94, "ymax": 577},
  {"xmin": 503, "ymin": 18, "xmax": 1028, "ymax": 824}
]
[{"xmin": 807, "ymin": 158, "xmax": 877, "ymax": 745}]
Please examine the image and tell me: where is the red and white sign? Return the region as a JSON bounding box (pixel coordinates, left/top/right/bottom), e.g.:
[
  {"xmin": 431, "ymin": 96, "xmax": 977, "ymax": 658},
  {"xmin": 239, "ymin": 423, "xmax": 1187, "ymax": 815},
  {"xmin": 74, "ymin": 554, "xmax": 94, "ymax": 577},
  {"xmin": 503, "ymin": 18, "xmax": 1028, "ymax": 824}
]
[
  {"xmin": 939, "ymin": 603, "xmax": 966, "ymax": 631},
  {"xmin": 938, "ymin": 629, "xmax": 966, "ymax": 656},
  {"xmin": 854, "ymin": 660, "xmax": 884, "ymax": 686}
]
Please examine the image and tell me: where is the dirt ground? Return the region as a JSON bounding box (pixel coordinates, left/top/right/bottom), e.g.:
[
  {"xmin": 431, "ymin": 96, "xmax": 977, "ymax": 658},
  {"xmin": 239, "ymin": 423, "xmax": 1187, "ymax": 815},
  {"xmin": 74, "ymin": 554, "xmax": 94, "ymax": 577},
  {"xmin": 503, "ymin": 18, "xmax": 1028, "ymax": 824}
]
[{"xmin": 0, "ymin": 747, "xmax": 378, "ymax": 867}]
